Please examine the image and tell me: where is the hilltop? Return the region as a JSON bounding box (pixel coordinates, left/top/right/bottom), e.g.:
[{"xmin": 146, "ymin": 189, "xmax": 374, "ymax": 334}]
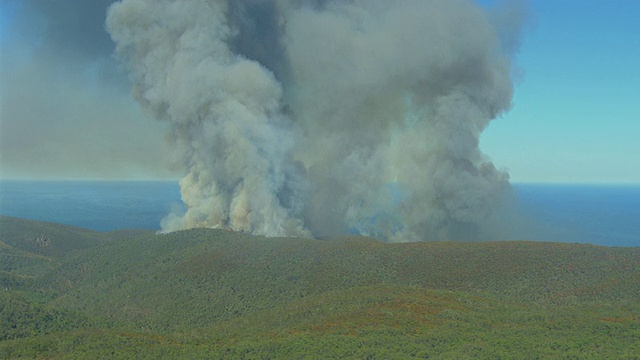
[{"xmin": 1, "ymin": 216, "xmax": 638, "ymax": 358}]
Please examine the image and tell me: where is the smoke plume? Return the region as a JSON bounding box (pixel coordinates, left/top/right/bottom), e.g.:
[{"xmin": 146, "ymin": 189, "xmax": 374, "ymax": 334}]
[{"xmin": 107, "ymin": 0, "xmax": 526, "ymax": 241}]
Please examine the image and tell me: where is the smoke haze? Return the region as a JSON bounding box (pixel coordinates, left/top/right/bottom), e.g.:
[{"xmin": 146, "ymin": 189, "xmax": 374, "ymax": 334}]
[
  {"xmin": 106, "ymin": 0, "xmax": 528, "ymax": 241},
  {"xmin": 0, "ymin": 0, "xmax": 175, "ymax": 180}
]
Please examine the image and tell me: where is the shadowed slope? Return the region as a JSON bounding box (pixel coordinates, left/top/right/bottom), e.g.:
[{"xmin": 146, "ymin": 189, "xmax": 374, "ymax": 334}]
[{"xmin": 0, "ymin": 216, "xmax": 109, "ymax": 258}]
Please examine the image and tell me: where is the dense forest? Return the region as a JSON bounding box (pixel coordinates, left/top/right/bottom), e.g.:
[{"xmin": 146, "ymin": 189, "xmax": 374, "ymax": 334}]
[{"xmin": 1, "ymin": 216, "xmax": 638, "ymax": 358}]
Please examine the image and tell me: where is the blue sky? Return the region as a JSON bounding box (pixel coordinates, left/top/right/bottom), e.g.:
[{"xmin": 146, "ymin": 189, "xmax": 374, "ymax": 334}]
[
  {"xmin": 1, "ymin": 1, "xmax": 639, "ymax": 184},
  {"xmin": 481, "ymin": 0, "xmax": 640, "ymax": 184}
]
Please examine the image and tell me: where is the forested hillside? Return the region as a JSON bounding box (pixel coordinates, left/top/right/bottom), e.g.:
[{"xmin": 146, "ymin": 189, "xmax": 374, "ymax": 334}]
[{"xmin": 1, "ymin": 216, "xmax": 638, "ymax": 358}]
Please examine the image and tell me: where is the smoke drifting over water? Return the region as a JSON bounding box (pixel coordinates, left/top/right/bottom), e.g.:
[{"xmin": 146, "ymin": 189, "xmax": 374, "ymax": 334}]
[{"xmin": 107, "ymin": 0, "xmax": 526, "ymax": 242}]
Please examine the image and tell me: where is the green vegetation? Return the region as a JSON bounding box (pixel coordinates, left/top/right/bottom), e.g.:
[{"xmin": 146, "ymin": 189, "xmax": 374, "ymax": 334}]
[{"xmin": 1, "ymin": 216, "xmax": 639, "ymax": 358}]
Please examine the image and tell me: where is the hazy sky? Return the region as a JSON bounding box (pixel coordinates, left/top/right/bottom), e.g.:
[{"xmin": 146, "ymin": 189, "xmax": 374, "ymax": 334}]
[
  {"xmin": 0, "ymin": 0, "xmax": 175, "ymax": 180},
  {"xmin": 481, "ymin": 0, "xmax": 640, "ymax": 184},
  {"xmin": 1, "ymin": 0, "xmax": 639, "ymax": 183}
]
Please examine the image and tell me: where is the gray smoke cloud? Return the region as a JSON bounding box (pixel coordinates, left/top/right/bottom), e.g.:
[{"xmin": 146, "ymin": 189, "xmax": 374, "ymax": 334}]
[{"xmin": 107, "ymin": 0, "xmax": 527, "ymax": 241}]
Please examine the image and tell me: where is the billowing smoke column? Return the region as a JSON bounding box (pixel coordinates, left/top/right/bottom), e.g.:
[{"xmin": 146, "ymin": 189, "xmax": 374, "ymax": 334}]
[{"xmin": 107, "ymin": 0, "xmax": 526, "ymax": 242}]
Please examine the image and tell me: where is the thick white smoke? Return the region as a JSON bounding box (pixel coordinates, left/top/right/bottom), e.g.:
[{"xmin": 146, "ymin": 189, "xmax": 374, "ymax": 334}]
[{"xmin": 107, "ymin": 0, "xmax": 526, "ymax": 241}]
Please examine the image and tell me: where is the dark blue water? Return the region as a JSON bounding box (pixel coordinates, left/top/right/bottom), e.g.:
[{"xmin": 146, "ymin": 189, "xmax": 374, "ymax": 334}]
[
  {"xmin": 0, "ymin": 181, "xmax": 638, "ymax": 246},
  {"xmin": 0, "ymin": 181, "xmax": 182, "ymax": 232},
  {"xmin": 512, "ymin": 184, "xmax": 640, "ymax": 247}
]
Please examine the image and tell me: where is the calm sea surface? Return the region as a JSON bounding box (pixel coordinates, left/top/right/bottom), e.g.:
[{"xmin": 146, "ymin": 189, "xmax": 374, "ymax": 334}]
[
  {"xmin": 0, "ymin": 181, "xmax": 182, "ymax": 232},
  {"xmin": 0, "ymin": 181, "xmax": 638, "ymax": 247},
  {"xmin": 511, "ymin": 184, "xmax": 640, "ymax": 247}
]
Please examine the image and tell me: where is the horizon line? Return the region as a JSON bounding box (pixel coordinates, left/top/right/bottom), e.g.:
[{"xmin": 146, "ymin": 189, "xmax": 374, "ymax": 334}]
[{"xmin": 1, "ymin": 177, "xmax": 639, "ymax": 186}]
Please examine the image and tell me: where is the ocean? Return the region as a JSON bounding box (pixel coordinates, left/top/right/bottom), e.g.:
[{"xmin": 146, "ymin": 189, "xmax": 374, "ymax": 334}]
[
  {"xmin": 511, "ymin": 184, "xmax": 640, "ymax": 247},
  {"xmin": 0, "ymin": 181, "xmax": 638, "ymax": 247},
  {"xmin": 0, "ymin": 181, "xmax": 182, "ymax": 232}
]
